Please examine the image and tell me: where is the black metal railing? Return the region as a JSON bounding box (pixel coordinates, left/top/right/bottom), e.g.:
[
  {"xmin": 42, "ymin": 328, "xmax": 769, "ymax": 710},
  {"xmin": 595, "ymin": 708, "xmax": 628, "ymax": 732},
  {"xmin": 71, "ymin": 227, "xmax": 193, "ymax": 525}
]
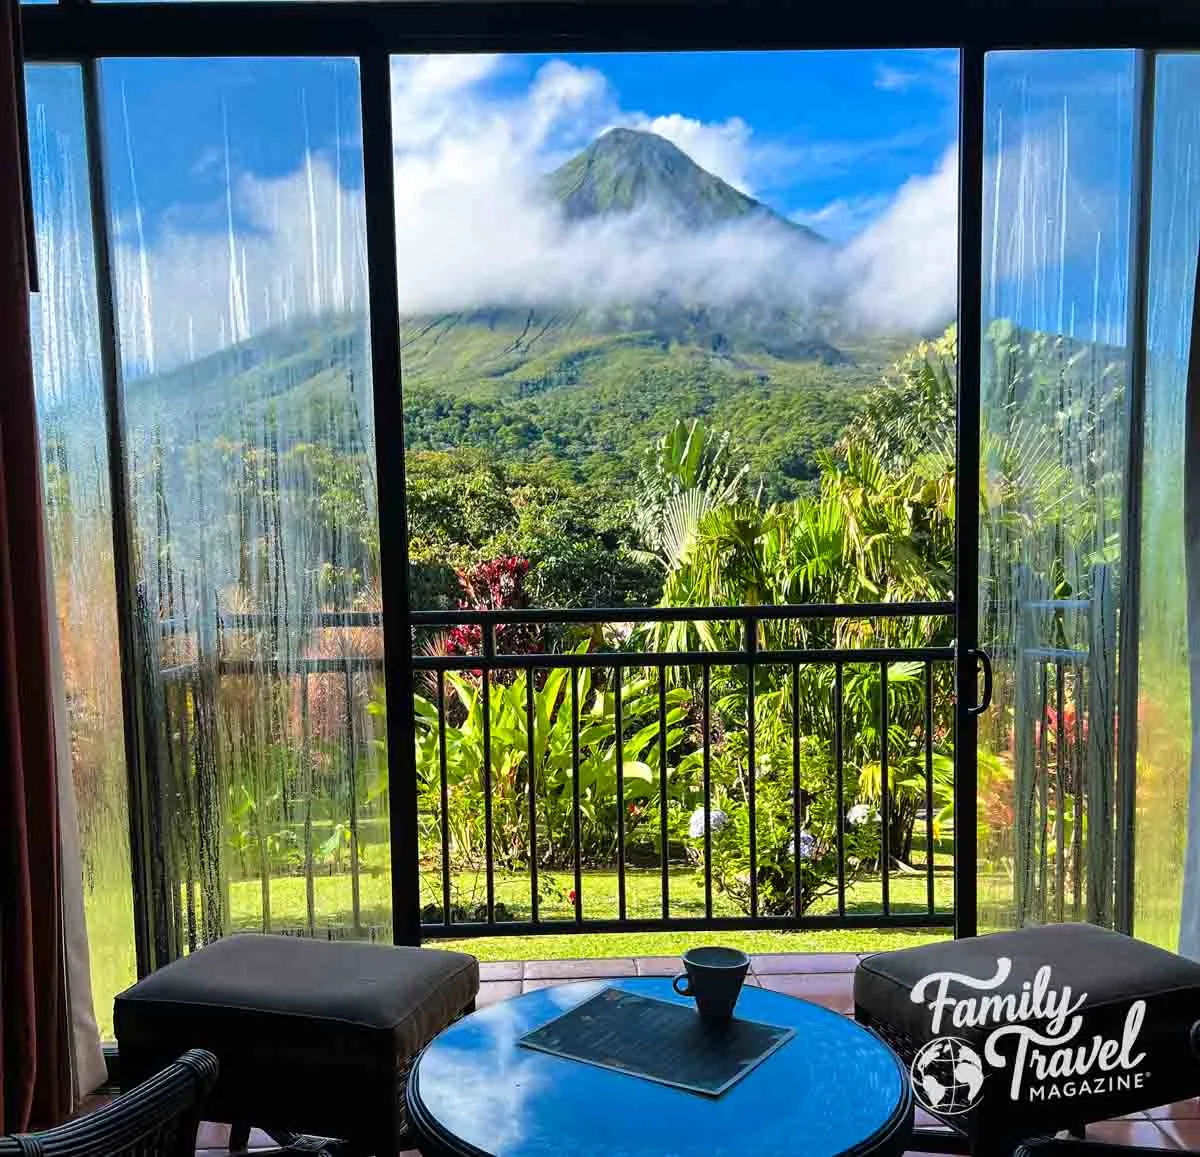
[
  {"xmin": 149, "ymin": 600, "xmax": 957, "ymax": 947},
  {"xmin": 1005, "ymin": 564, "xmax": 1117, "ymax": 928},
  {"xmin": 408, "ymin": 601, "xmax": 956, "ymax": 937}
]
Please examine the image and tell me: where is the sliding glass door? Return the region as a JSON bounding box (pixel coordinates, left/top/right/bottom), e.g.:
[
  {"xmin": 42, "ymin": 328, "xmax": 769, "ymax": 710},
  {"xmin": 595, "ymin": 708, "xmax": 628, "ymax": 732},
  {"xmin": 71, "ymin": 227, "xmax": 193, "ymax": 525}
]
[
  {"xmin": 19, "ymin": 0, "xmax": 1200, "ymax": 1037},
  {"xmin": 976, "ymin": 50, "xmax": 1136, "ymax": 932},
  {"xmin": 1136, "ymin": 53, "xmax": 1200, "ymax": 951},
  {"xmin": 974, "ymin": 49, "xmax": 1200, "ymax": 945}
]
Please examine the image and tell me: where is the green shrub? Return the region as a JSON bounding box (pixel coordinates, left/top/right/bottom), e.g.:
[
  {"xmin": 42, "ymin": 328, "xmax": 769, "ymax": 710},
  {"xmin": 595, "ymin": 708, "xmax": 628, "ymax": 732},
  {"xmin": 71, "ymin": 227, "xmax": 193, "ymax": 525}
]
[
  {"xmin": 410, "ymin": 656, "xmax": 693, "ymax": 871},
  {"xmin": 674, "ymin": 733, "xmax": 881, "ymax": 917}
]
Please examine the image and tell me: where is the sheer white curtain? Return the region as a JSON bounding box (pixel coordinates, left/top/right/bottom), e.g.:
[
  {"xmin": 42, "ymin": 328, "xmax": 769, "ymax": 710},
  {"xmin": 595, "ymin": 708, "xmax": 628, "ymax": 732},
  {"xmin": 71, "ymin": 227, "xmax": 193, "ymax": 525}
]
[{"xmin": 45, "ymin": 535, "xmax": 107, "ymax": 1101}]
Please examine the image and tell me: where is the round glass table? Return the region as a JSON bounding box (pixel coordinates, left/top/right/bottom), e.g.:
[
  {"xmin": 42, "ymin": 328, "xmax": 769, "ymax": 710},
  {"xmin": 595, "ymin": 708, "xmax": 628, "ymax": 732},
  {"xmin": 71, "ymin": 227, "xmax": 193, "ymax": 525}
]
[{"xmin": 407, "ymin": 977, "xmax": 913, "ymax": 1157}]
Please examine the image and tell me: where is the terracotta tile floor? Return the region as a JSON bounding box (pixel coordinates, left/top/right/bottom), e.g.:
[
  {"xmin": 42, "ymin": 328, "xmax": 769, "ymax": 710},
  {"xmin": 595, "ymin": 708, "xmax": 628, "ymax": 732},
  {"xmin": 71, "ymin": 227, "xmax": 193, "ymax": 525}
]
[{"xmin": 110, "ymin": 953, "xmax": 1192, "ymax": 1152}]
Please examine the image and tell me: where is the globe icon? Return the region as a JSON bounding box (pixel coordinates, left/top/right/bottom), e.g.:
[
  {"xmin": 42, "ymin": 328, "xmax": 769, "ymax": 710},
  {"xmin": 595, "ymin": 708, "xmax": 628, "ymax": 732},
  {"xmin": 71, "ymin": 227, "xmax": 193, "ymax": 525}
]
[{"xmin": 910, "ymin": 1036, "xmax": 985, "ymax": 1116}]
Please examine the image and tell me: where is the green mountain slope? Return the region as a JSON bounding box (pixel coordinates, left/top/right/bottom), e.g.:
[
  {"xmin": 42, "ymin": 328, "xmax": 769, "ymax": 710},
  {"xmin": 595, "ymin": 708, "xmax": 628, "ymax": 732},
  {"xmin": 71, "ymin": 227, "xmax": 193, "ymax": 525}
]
[
  {"xmin": 547, "ymin": 127, "xmax": 823, "ymax": 243},
  {"xmin": 396, "ymin": 308, "xmax": 908, "ymax": 496},
  {"xmin": 398, "ymin": 304, "xmax": 847, "ymax": 396},
  {"xmin": 126, "ymin": 128, "xmax": 912, "ymax": 500}
]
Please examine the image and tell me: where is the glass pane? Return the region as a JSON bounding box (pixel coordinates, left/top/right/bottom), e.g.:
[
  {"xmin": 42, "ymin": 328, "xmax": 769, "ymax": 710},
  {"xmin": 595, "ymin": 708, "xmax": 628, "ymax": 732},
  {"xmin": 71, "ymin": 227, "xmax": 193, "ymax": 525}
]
[
  {"xmin": 26, "ymin": 64, "xmax": 134, "ymax": 1038},
  {"xmin": 102, "ymin": 58, "xmax": 389, "ymax": 948},
  {"xmin": 392, "ymin": 51, "xmax": 961, "ymax": 939},
  {"xmin": 978, "ymin": 50, "xmax": 1135, "ymax": 931},
  {"xmin": 1134, "ymin": 53, "xmax": 1200, "ymax": 952}
]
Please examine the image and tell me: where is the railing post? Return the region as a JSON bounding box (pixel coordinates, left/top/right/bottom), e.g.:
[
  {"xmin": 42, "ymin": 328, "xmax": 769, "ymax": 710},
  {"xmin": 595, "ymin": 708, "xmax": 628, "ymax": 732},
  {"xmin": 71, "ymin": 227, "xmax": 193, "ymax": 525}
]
[
  {"xmin": 346, "ymin": 666, "xmax": 363, "ymax": 938},
  {"xmin": 436, "ymin": 669, "xmax": 451, "ymax": 928},
  {"xmin": 526, "ymin": 661, "xmax": 539, "ymax": 925},
  {"xmin": 833, "ymin": 662, "xmax": 845, "ymax": 918},
  {"xmin": 1013, "ymin": 565, "xmax": 1041, "ymax": 926},
  {"xmin": 571, "ymin": 666, "xmax": 583, "ymax": 925},
  {"xmin": 880, "ymin": 659, "xmax": 891, "ymax": 915},
  {"xmin": 193, "ymin": 580, "xmax": 225, "ymax": 943},
  {"xmin": 702, "ymin": 662, "xmax": 713, "ymax": 921},
  {"xmin": 481, "ymin": 618, "xmax": 496, "ymax": 924},
  {"xmin": 924, "ymin": 661, "xmax": 936, "ymax": 915},
  {"xmin": 299, "ymin": 667, "xmax": 316, "ymax": 937},
  {"xmin": 658, "ymin": 665, "xmax": 670, "ymax": 921},
  {"xmin": 615, "ymin": 661, "xmax": 626, "ymax": 921},
  {"xmin": 745, "ymin": 612, "xmax": 757, "ymax": 919}
]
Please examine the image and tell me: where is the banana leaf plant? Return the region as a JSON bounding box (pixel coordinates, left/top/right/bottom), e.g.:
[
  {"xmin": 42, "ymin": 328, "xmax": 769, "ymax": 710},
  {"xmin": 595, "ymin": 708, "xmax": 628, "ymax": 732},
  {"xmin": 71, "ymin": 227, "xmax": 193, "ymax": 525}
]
[{"xmin": 406, "ymin": 647, "xmax": 693, "ymax": 870}]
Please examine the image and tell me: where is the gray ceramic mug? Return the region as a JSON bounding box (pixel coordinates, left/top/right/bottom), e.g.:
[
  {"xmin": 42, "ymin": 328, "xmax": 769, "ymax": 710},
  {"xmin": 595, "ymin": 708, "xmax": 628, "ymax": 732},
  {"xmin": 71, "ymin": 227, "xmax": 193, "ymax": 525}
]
[{"xmin": 673, "ymin": 946, "xmax": 750, "ymax": 1020}]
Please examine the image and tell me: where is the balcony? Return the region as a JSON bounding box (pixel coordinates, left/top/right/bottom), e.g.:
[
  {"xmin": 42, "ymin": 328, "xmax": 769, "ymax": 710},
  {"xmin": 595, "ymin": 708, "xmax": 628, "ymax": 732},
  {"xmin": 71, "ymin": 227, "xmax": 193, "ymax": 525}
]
[
  {"xmin": 127, "ymin": 583, "xmax": 1130, "ymax": 995},
  {"xmin": 146, "ymin": 602, "xmax": 957, "ymax": 955}
]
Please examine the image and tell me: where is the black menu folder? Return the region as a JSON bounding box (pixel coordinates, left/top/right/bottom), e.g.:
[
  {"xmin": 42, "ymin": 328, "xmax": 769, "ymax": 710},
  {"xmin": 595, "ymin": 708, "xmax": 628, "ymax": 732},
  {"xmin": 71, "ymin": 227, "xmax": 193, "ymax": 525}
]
[{"xmin": 517, "ymin": 986, "xmax": 795, "ymax": 1097}]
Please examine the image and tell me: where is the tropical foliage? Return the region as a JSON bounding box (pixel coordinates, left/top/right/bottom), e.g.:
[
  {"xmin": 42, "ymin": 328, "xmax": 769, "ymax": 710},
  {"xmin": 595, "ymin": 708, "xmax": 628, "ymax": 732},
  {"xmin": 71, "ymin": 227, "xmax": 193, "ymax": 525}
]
[
  {"xmin": 71, "ymin": 310, "xmax": 1117, "ymax": 956},
  {"xmin": 395, "ymin": 327, "xmax": 963, "ymax": 919},
  {"xmin": 168, "ymin": 318, "xmax": 1109, "ymax": 930},
  {"xmin": 412, "ymin": 659, "xmax": 692, "ymax": 871}
]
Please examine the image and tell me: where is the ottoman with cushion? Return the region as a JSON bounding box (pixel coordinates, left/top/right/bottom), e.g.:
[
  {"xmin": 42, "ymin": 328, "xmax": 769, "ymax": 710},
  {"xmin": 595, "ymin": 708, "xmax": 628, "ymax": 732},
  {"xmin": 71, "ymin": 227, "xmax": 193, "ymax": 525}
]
[
  {"xmin": 855, "ymin": 924, "xmax": 1200, "ymax": 1155},
  {"xmin": 115, "ymin": 934, "xmax": 478, "ymax": 1156}
]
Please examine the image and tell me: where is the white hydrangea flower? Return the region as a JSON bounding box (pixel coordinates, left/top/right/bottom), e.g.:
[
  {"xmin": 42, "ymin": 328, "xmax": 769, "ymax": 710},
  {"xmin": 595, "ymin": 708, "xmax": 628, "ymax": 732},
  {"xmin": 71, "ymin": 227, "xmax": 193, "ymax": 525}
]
[
  {"xmin": 688, "ymin": 807, "xmax": 729, "ymax": 839},
  {"xmin": 847, "ymin": 803, "xmax": 872, "ymax": 827},
  {"xmin": 787, "ymin": 830, "xmax": 817, "ymax": 860}
]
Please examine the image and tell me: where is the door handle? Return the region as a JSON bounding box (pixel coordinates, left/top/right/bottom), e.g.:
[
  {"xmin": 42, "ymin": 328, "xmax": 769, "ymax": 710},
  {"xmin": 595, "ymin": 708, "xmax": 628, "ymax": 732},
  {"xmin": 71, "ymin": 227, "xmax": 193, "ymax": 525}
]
[{"xmin": 965, "ymin": 647, "xmax": 993, "ymax": 716}]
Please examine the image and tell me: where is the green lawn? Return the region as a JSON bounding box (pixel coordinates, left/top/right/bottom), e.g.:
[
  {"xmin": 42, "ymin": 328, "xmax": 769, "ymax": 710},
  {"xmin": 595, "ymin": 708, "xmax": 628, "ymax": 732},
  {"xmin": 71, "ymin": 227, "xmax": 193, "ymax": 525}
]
[
  {"xmin": 223, "ymin": 862, "xmax": 953, "ymax": 928},
  {"xmin": 85, "ymin": 853, "xmax": 952, "ymax": 1038},
  {"xmin": 436, "ymin": 925, "xmax": 947, "ymax": 963}
]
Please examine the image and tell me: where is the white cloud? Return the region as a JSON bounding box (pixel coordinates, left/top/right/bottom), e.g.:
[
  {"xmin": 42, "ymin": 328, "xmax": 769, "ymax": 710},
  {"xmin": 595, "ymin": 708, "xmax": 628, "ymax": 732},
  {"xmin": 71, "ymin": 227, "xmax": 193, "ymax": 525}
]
[
  {"xmin": 874, "ymin": 55, "xmax": 959, "ymax": 98},
  {"xmin": 389, "ymin": 54, "xmax": 505, "ymax": 150},
  {"xmin": 874, "ymin": 65, "xmax": 922, "ymax": 93},
  {"xmin": 112, "ymin": 158, "xmax": 367, "ymax": 374},
  {"xmin": 630, "ymin": 113, "xmax": 754, "ymax": 193},
  {"xmin": 837, "ymin": 146, "xmax": 959, "ymax": 333},
  {"xmin": 108, "ymin": 55, "xmax": 965, "ymax": 373},
  {"xmin": 791, "ymin": 193, "xmax": 892, "ymax": 244},
  {"xmin": 529, "ymin": 60, "xmax": 612, "ymax": 145}
]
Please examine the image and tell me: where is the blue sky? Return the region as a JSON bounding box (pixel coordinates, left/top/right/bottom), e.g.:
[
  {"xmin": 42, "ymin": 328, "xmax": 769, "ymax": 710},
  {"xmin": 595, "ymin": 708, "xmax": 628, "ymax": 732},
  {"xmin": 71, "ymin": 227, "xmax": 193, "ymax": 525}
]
[
  {"xmin": 92, "ymin": 50, "xmax": 960, "ymax": 245},
  {"xmin": 25, "ymin": 48, "xmax": 1144, "ymax": 369},
  {"xmin": 483, "ymin": 50, "xmax": 960, "ymax": 239}
]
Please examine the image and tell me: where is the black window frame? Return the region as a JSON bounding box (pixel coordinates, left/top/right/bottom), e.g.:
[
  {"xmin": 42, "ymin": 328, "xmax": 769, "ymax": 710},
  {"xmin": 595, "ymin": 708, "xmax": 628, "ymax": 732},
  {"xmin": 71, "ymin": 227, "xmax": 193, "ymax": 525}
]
[{"xmin": 21, "ymin": 0, "xmax": 1196, "ymax": 967}]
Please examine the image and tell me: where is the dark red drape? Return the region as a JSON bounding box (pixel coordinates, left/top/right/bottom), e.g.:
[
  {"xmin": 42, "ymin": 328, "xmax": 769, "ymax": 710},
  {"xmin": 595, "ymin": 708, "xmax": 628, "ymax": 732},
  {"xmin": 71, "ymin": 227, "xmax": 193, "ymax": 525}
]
[{"xmin": 0, "ymin": 0, "xmax": 70, "ymax": 1134}]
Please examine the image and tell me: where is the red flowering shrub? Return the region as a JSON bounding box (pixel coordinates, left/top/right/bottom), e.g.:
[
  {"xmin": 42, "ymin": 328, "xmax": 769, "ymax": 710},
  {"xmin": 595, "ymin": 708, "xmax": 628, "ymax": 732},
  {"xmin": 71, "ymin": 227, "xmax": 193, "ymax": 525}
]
[
  {"xmin": 445, "ymin": 556, "xmax": 541, "ymax": 660},
  {"xmin": 459, "ymin": 556, "xmax": 530, "ymax": 609},
  {"xmin": 1038, "ymin": 700, "xmax": 1090, "ymax": 793}
]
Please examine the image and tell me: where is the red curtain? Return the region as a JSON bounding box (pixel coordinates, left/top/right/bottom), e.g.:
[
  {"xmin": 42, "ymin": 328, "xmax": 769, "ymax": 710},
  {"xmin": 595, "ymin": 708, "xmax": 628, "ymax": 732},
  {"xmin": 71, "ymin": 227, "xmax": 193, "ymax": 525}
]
[{"xmin": 0, "ymin": 0, "xmax": 71, "ymax": 1134}]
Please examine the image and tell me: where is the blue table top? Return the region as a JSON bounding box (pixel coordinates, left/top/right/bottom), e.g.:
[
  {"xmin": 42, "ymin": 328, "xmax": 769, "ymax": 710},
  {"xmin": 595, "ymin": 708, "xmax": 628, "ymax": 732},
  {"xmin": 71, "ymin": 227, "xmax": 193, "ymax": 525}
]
[{"xmin": 408, "ymin": 977, "xmax": 912, "ymax": 1157}]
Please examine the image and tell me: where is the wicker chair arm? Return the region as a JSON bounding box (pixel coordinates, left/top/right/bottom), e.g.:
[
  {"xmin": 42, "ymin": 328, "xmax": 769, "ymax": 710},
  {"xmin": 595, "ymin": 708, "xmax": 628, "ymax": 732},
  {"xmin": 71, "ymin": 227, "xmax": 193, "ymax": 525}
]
[{"xmin": 0, "ymin": 1049, "xmax": 218, "ymax": 1157}]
